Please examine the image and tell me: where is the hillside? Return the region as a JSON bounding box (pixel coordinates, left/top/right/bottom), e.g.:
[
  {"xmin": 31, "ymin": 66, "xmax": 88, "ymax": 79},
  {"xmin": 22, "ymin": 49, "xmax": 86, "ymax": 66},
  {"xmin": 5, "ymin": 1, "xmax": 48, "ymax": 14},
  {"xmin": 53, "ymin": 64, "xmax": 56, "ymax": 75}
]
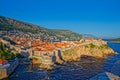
[
  {"xmin": 0, "ymin": 40, "xmax": 15, "ymax": 60},
  {"xmin": 0, "ymin": 16, "xmax": 82, "ymax": 41},
  {"xmin": 83, "ymin": 34, "xmax": 98, "ymax": 38},
  {"xmin": 110, "ymin": 38, "xmax": 120, "ymax": 42}
]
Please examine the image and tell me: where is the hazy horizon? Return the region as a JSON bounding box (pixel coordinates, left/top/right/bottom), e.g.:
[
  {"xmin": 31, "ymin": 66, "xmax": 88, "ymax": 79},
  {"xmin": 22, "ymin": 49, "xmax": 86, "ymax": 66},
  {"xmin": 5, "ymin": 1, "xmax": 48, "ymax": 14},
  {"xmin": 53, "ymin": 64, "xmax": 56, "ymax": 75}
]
[{"xmin": 0, "ymin": 0, "xmax": 120, "ymax": 38}]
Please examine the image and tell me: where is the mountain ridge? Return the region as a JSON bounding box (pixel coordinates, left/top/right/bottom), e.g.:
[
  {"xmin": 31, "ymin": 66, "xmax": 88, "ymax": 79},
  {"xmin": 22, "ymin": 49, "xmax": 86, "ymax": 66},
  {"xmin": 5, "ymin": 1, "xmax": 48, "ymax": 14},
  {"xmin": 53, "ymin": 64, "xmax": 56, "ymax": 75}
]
[
  {"xmin": 0, "ymin": 16, "xmax": 82, "ymax": 41},
  {"xmin": 83, "ymin": 34, "xmax": 98, "ymax": 38}
]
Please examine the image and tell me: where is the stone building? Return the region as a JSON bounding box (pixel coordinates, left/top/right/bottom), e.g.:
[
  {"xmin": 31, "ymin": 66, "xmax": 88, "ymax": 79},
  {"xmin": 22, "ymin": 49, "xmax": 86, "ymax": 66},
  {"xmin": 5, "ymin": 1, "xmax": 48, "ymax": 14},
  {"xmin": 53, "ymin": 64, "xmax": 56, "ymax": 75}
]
[{"xmin": 0, "ymin": 58, "xmax": 19, "ymax": 79}]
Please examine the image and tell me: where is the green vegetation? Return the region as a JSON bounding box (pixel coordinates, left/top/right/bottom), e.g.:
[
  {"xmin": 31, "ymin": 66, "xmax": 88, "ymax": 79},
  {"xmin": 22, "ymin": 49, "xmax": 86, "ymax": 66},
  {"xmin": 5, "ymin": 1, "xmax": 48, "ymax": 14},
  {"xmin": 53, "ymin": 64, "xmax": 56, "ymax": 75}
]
[
  {"xmin": 90, "ymin": 43, "xmax": 95, "ymax": 48},
  {"xmin": 84, "ymin": 43, "xmax": 109, "ymax": 49},
  {"xmin": 98, "ymin": 44, "xmax": 109, "ymax": 49},
  {"xmin": 0, "ymin": 16, "xmax": 82, "ymax": 41},
  {"xmin": 84, "ymin": 43, "xmax": 96, "ymax": 48},
  {"xmin": 0, "ymin": 41, "xmax": 15, "ymax": 60},
  {"xmin": 30, "ymin": 57, "xmax": 38, "ymax": 60},
  {"xmin": 110, "ymin": 38, "xmax": 120, "ymax": 42}
]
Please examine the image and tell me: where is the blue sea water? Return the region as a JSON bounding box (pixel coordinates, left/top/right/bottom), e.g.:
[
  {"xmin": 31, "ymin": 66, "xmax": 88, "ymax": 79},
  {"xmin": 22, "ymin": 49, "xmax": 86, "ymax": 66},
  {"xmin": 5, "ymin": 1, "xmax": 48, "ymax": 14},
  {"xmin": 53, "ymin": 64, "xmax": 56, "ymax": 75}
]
[
  {"xmin": 104, "ymin": 42, "xmax": 120, "ymax": 71},
  {"xmin": 107, "ymin": 42, "xmax": 120, "ymax": 53},
  {"xmin": 5, "ymin": 42, "xmax": 120, "ymax": 80}
]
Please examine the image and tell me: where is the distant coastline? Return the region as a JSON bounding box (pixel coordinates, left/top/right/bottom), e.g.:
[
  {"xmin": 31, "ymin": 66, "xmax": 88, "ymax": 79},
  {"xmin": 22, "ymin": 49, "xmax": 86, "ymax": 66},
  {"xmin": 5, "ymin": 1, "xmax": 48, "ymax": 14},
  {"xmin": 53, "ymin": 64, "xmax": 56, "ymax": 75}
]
[
  {"xmin": 109, "ymin": 41, "xmax": 120, "ymax": 43},
  {"xmin": 103, "ymin": 38, "xmax": 120, "ymax": 43},
  {"xmin": 109, "ymin": 38, "xmax": 120, "ymax": 43}
]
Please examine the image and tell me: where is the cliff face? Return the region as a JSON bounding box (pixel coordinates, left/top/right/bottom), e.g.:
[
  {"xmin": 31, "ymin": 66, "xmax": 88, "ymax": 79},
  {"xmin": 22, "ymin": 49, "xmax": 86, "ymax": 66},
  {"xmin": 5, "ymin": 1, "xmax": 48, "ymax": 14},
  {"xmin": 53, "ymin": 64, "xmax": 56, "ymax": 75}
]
[{"xmin": 61, "ymin": 43, "xmax": 115, "ymax": 61}]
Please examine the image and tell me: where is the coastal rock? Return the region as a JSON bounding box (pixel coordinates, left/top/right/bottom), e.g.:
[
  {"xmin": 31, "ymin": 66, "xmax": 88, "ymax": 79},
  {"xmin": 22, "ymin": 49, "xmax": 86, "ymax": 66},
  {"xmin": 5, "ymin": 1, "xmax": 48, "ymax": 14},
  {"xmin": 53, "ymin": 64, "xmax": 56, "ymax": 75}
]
[
  {"xmin": 61, "ymin": 44, "xmax": 115, "ymax": 61},
  {"xmin": 111, "ymin": 60, "xmax": 120, "ymax": 76},
  {"xmin": 39, "ymin": 64, "xmax": 53, "ymax": 70},
  {"xmin": 89, "ymin": 72, "xmax": 120, "ymax": 80}
]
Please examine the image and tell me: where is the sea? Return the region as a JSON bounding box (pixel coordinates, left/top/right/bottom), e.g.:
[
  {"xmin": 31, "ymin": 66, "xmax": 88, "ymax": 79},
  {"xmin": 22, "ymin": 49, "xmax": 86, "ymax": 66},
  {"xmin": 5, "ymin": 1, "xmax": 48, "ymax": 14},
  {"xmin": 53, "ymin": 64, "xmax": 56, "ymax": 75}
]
[{"xmin": 4, "ymin": 42, "xmax": 120, "ymax": 80}]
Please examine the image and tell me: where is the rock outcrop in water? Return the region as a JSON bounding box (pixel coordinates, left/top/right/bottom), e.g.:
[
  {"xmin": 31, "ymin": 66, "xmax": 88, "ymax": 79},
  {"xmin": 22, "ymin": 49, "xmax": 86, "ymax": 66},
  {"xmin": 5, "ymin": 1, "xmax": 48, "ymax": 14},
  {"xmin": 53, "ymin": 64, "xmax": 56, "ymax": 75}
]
[
  {"xmin": 61, "ymin": 39, "xmax": 115, "ymax": 62},
  {"xmin": 33, "ymin": 39, "xmax": 115, "ymax": 69}
]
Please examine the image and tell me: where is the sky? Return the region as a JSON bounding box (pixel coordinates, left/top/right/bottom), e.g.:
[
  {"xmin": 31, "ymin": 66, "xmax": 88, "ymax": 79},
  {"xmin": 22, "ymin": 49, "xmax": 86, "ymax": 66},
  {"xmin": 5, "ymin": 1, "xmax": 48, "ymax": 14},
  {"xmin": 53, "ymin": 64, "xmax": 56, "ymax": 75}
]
[{"xmin": 0, "ymin": 0, "xmax": 120, "ymax": 38}]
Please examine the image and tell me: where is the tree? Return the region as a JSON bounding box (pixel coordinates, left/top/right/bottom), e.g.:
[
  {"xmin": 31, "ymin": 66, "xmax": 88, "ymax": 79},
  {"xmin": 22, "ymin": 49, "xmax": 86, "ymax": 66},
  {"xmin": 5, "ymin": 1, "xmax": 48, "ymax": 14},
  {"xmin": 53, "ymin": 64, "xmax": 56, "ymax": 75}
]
[{"xmin": 0, "ymin": 41, "xmax": 15, "ymax": 60}]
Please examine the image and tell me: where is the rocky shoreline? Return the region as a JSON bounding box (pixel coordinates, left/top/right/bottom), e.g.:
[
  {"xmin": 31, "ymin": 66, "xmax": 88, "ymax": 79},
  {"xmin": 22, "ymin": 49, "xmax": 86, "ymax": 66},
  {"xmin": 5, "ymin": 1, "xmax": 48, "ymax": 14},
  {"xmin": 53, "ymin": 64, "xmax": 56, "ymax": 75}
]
[
  {"xmin": 34, "ymin": 40, "xmax": 115, "ymax": 70},
  {"xmin": 6, "ymin": 42, "xmax": 120, "ymax": 80},
  {"xmin": 61, "ymin": 44, "xmax": 114, "ymax": 62}
]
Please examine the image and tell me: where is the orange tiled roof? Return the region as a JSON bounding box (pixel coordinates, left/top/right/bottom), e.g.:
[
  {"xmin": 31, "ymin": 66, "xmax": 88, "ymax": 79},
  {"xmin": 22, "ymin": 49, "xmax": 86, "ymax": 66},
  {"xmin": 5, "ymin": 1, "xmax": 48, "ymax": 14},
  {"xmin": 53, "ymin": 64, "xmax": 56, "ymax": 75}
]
[
  {"xmin": 54, "ymin": 42, "xmax": 69, "ymax": 48},
  {"xmin": 0, "ymin": 59, "xmax": 8, "ymax": 64},
  {"xmin": 86, "ymin": 38, "xmax": 95, "ymax": 41}
]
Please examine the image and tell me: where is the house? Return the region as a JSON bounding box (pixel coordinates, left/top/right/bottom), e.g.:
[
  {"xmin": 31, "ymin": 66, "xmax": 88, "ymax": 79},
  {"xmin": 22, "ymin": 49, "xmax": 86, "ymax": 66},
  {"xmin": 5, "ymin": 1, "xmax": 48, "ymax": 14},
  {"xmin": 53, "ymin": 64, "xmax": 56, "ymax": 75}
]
[{"xmin": 0, "ymin": 60, "xmax": 8, "ymax": 66}]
